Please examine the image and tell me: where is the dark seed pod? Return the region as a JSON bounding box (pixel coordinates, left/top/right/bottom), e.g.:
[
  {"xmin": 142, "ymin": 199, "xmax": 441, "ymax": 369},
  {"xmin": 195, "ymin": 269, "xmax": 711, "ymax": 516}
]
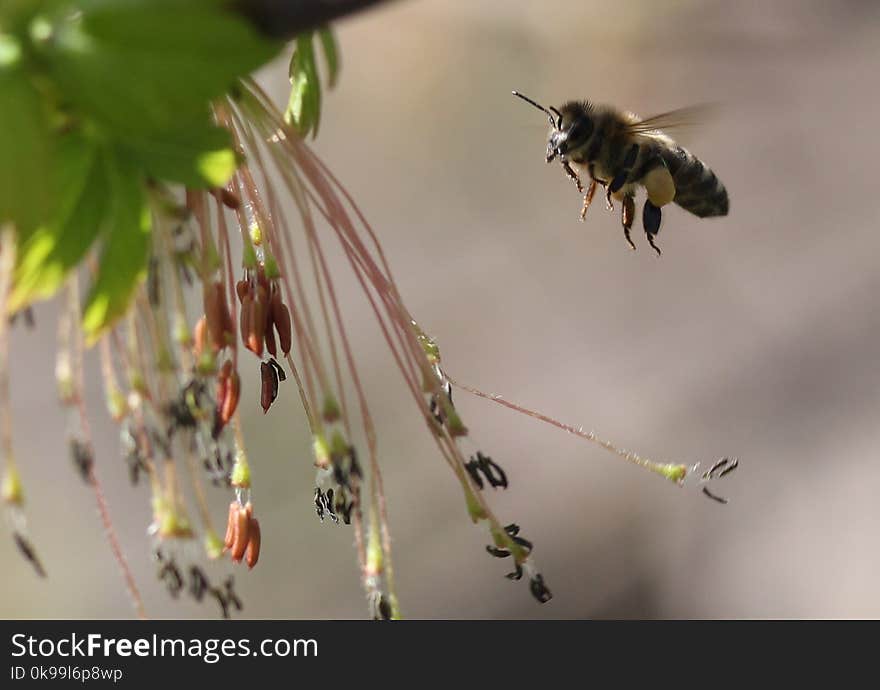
[
  {"xmin": 235, "ymin": 279, "xmax": 249, "ymax": 304},
  {"xmin": 223, "ymin": 575, "xmax": 243, "ymax": 612},
  {"xmin": 338, "ymin": 498, "xmax": 354, "ymax": 525},
  {"xmin": 158, "ymin": 558, "xmax": 184, "ymax": 598},
  {"xmin": 467, "ymin": 452, "xmax": 508, "ymax": 490},
  {"xmin": 529, "ymin": 574, "xmax": 553, "ymax": 604},
  {"xmin": 271, "ymin": 290, "xmax": 292, "ymax": 356},
  {"xmin": 13, "ymin": 532, "xmax": 46, "ymax": 578},
  {"xmin": 314, "ymin": 488, "xmax": 326, "ymax": 521},
  {"xmin": 512, "ymin": 535, "xmax": 533, "ymax": 552},
  {"xmin": 260, "ymin": 361, "xmax": 278, "ymax": 413},
  {"xmin": 486, "ymin": 545, "xmax": 511, "ymax": 559},
  {"xmin": 239, "ymin": 294, "xmax": 253, "ymax": 350},
  {"xmin": 189, "ymin": 566, "xmax": 210, "ymax": 602},
  {"xmin": 464, "ymin": 459, "xmax": 484, "ymax": 490},
  {"xmin": 372, "ymin": 595, "xmax": 392, "ymax": 621},
  {"xmin": 268, "ymin": 357, "xmax": 286, "ymax": 382},
  {"xmin": 204, "ymin": 281, "xmax": 232, "ymax": 350},
  {"xmin": 70, "ymin": 438, "xmax": 94, "ymax": 484},
  {"xmin": 212, "ymin": 186, "xmax": 241, "ymax": 210},
  {"xmin": 349, "ymin": 446, "xmax": 362, "ymax": 479},
  {"xmin": 265, "ymin": 318, "xmax": 277, "ymax": 357},
  {"xmin": 325, "ymin": 488, "xmax": 338, "ymax": 524}
]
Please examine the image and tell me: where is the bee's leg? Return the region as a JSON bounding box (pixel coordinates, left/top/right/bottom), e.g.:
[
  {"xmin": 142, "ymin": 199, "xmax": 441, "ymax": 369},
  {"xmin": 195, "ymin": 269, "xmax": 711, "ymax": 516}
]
[
  {"xmin": 606, "ymin": 144, "xmax": 640, "ymax": 213},
  {"xmin": 621, "ymin": 194, "xmax": 636, "ymax": 250},
  {"xmin": 560, "ymin": 161, "xmax": 584, "ymax": 193},
  {"xmin": 579, "ymin": 179, "xmax": 597, "ymax": 222},
  {"xmin": 642, "ymin": 200, "xmax": 662, "ymax": 256}
]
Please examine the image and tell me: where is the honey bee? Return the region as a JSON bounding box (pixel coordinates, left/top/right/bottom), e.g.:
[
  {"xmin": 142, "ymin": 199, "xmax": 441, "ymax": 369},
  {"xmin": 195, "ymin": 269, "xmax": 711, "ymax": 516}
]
[{"xmin": 513, "ymin": 91, "xmax": 729, "ymax": 254}]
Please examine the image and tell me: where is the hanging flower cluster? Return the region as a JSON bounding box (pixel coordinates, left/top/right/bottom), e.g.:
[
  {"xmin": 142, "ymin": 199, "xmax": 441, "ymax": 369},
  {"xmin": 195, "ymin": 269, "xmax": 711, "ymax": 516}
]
[{"xmin": 0, "ymin": 1, "xmax": 738, "ymax": 620}]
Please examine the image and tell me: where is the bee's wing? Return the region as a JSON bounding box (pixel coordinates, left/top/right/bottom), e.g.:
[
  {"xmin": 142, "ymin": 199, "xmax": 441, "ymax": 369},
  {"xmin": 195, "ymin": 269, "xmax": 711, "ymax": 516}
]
[{"xmin": 624, "ymin": 104, "xmax": 717, "ymax": 136}]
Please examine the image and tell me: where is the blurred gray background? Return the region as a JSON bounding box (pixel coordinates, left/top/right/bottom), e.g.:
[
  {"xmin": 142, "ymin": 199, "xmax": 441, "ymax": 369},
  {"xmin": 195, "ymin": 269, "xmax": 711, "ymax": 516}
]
[{"xmin": 3, "ymin": 0, "xmax": 880, "ymax": 618}]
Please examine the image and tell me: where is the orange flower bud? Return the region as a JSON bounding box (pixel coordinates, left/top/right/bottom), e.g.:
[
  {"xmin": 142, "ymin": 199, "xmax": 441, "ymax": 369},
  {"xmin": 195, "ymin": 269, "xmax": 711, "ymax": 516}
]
[
  {"xmin": 204, "ymin": 281, "xmax": 232, "ymax": 350},
  {"xmin": 218, "ymin": 358, "xmax": 232, "ymax": 384},
  {"xmin": 239, "ymin": 294, "xmax": 253, "ymax": 349},
  {"xmin": 245, "ymin": 517, "xmax": 261, "ymax": 569},
  {"xmin": 256, "ymin": 284, "xmax": 269, "ymax": 332},
  {"xmin": 247, "ymin": 286, "xmax": 267, "ymax": 357},
  {"xmin": 222, "ymin": 370, "xmax": 240, "ymax": 424},
  {"xmin": 223, "ymin": 501, "xmax": 237, "ymax": 551},
  {"xmin": 193, "ymin": 315, "xmax": 208, "ymax": 359},
  {"xmin": 230, "ymin": 503, "xmax": 250, "ymax": 563}
]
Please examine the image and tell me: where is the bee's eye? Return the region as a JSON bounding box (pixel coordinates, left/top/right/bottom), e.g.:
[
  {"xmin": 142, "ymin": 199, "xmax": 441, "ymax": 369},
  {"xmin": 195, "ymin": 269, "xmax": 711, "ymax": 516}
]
[{"xmin": 566, "ymin": 120, "xmax": 591, "ymax": 144}]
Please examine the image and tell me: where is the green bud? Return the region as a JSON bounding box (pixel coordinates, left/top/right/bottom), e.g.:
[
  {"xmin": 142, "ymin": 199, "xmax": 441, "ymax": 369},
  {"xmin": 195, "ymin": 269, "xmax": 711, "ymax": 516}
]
[
  {"xmin": 196, "ymin": 351, "xmax": 217, "ymax": 376},
  {"xmin": 242, "ymin": 231, "xmax": 258, "ymax": 270},
  {"xmin": 463, "ymin": 484, "xmax": 486, "ymax": 523},
  {"xmin": 231, "ymin": 449, "xmax": 251, "ymax": 489},
  {"xmin": 263, "ymin": 252, "xmax": 281, "ymax": 280},
  {"xmin": 106, "ymin": 387, "xmax": 128, "ymax": 421},
  {"xmin": 322, "ymin": 395, "xmax": 341, "ymax": 423},
  {"xmin": 655, "ymin": 463, "xmax": 688, "ymax": 484},
  {"xmin": 0, "ymin": 34, "xmax": 21, "ymax": 68},
  {"xmin": 313, "ymin": 433, "xmax": 330, "ymax": 468},
  {"xmin": 2, "ymin": 466, "xmax": 24, "ymax": 506},
  {"xmin": 329, "ymin": 429, "xmax": 349, "ymax": 460},
  {"xmin": 204, "ymin": 530, "xmax": 225, "ymax": 559},
  {"xmin": 445, "ymin": 407, "xmax": 468, "ymax": 438},
  {"xmin": 128, "ymin": 369, "xmax": 147, "ymax": 395},
  {"xmin": 249, "ymin": 222, "xmax": 262, "ymax": 247},
  {"xmin": 173, "ymin": 312, "xmax": 191, "ymax": 346}
]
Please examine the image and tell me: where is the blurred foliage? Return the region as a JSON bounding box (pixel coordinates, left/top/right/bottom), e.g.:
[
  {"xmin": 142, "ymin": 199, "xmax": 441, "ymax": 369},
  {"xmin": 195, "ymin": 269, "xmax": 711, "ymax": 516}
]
[
  {"xmin": 285, "ymin": 27, "xmax": 339, "ymax": 138},
  {"xmin": 0, "ymin": 0, "xmax": 282, "ymax": 340}
]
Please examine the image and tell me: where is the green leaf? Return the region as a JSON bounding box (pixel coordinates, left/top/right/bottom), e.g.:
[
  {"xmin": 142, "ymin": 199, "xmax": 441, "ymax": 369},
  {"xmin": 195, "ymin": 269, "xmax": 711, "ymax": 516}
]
[
  {"xmin": 10, "ymin": 135, "xmax": 105, "ymax": 311},
  {"xmin": 0, "ymin": 0, "xmax": 57, "ymax": 35},
  {"xmin": 122, "ymin": 121, "xmax": 239, "ymax": 188},
  {"xmin": 318, "ymin": 27, "xmax": 340, "ymax": 88},
  {"xmin": 286, "ymin": 52, "xmax": 310, "ymax": 132},
  {"xmin": 82, "ymin": 152, "xmax": 151, "ymax": 344},
  {"xmin": 285, "ymin": 27, "xmax": 341, "ymax": 139},
  {"xmin": 0, "ymin": 65, "xmax": 52, "ymax": 232},
  {"xmin": 46, "ymin": 0, "xmax": 282, "ymax": 136},
  {"xmin": 286, "ymin": 34, "xmax": 321, "ymax": 138}
]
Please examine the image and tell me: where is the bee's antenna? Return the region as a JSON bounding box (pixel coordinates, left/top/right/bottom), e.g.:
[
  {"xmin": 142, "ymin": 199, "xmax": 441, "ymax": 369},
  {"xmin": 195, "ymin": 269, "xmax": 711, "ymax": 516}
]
[{"xmin": 512, "ymin": 91, "xmax": 562, "ymax": 129}]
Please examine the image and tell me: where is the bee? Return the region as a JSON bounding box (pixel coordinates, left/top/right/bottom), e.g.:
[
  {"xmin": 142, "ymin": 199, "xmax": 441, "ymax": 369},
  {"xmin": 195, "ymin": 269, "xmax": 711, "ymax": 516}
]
[{"xmin": 513, "ymin": 91, "xmax": 729, "ymax": 254}]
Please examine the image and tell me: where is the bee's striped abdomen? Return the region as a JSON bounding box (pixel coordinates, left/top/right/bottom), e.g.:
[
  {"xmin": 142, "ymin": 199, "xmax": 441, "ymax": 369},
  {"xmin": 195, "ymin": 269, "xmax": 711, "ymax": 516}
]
[{"xmin": 660, "ymin": 145, "xmax": 729, "ymax": 218}]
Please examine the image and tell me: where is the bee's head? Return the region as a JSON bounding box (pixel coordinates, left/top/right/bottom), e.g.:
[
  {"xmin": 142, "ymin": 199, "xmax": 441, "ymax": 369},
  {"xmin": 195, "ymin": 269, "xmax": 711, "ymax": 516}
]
[
  {"xmin": 513, "ymin": 92, "xmax": 594, "ymax": 163},
  {"xmin": 547, "ymin": 102, "xmax": 594, "ymax": 162}
]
